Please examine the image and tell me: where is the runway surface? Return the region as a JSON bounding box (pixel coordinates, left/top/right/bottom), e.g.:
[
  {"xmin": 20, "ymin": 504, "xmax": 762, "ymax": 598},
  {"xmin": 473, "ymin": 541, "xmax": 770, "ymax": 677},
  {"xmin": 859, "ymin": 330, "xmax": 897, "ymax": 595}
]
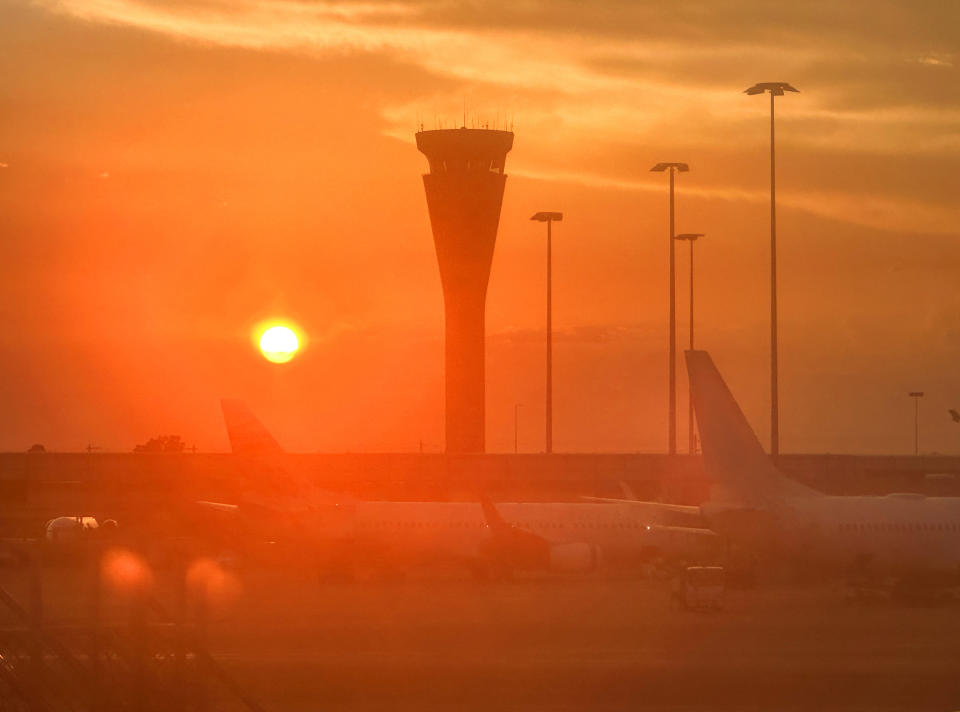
[
  {"xmin": 3, "ymin": 564, "xmax": 960, "ymax": 710},
  {"xmin": 203, "ymin": 571, "xmax": 960, "ymax": 711}
]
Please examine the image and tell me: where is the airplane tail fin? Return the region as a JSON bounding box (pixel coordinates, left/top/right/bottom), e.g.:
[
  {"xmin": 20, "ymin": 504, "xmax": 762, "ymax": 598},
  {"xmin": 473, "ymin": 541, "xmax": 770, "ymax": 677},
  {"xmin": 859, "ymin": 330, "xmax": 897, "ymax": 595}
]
[
  {"xmin": 219, "ymin": 400, "xmax": 351, "ymax": 508},
  {"xmin": 686, "ymin": 350, "xmax": 818, "ymax": 506},
  {"xmin": 220, "ymin": 399, "xmax": 284, "ymax": 455}
]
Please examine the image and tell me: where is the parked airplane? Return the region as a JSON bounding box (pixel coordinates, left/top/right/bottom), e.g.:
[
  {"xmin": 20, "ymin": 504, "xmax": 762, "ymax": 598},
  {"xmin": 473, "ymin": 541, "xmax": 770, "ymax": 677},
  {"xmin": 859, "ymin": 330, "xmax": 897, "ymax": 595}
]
[
  {"xmin": 594, "ymin": 351, "xmax": 960, "ymax": 579},
  {"xmin": 201, "ymin": 400, "xmax": 717, "ymax": 578}
]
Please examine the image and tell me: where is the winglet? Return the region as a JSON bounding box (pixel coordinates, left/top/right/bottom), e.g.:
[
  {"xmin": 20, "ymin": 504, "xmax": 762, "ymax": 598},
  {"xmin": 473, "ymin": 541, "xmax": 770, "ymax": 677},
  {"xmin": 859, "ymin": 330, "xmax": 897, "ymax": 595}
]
[
  {"xmin": 618, "ymin": 480, "xmax": 638, "ymax": 501},
  {"xmin": 479, "ymin": 497, "xmax": 507, "ymax": 531},
  {"xmin": 220, "ymin": 399, "xmax": 284, "ymax": 455}
]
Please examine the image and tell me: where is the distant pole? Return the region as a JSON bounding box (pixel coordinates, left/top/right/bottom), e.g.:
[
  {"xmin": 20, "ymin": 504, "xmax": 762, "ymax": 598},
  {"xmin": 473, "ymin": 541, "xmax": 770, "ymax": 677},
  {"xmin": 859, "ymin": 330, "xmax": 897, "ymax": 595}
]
[
  {"xmin": 675, "ymin": 233, "xmax": 704, "ymax": 454},
  {"xmin": 689, "ymin": 236, "xmax": 694, "ymax": 453},
  {"xmin": 531, "ymin": 212, "xmax": 563, "ymax": 454},
  {"xmin": 651, "ymin": 163, "xmax": 689, "ymax": 455},
  {"xmin": 909, "ymin": 392, "xmax": 924, "ymax": 455},
  {"xmin": 547, "ymin": 218, "xmax": 552, "ymax": 455},
  {"xmin": 770, "ymin": 90, "xmax": 778, "ymax": 460},
  {"xmin": 669, "ymin": 171, "xmax": 675, "ymax": 456},
  {"xmin": 514, "ymin": 403, "xmax": 522, "ymax": 454},
  {"xmin": 745, "ymin": 82, "xmax": 798, "ymax": 460}
]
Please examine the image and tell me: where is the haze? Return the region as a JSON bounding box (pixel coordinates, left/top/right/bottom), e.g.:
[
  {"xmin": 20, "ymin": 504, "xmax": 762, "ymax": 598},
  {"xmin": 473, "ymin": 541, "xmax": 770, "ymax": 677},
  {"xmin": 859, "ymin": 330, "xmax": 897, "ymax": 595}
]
[{"xmin": 1, "ymin": 0, "xmax": 958, "ymax": 454}]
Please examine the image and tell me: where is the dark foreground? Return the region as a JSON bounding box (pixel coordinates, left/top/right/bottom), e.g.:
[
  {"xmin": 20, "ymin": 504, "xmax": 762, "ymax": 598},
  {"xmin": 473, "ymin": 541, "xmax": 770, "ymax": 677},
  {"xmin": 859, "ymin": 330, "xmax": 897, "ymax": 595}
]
[
  {"xmin": 5, "ymin": 566, "xmax": 960, "ymax": 711},
  {"xmin": 196, "ymin": 571, "xmax": 960, "ymax": 711}
]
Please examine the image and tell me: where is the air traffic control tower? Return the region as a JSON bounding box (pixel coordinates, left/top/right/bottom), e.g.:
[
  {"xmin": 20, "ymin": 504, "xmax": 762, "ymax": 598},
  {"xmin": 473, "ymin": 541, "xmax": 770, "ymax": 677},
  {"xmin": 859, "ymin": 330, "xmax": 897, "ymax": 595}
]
[{"xmin": 417, "ymin": 127, "xmax": 514, "ymax": 453}]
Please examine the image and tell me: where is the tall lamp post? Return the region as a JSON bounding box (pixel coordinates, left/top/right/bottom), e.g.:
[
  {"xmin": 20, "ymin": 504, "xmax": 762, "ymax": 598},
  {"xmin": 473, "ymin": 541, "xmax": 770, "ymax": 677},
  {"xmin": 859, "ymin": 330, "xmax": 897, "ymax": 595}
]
[
  {"xmin": 675, "ymin": 233, "xmax": 704, "ymax": 454},
  {"xmin": 909, "ymin": 391, "xmax": 924, "ymax": 455},
  {"xmin": 531, "ymin": 211, "xmax": 563, "ymax": 454},
  {"xmin": 745, "ymin": 82, "xmax": 798, "ymax": 460},
  {"xmin": 650, "ymin": 162, "xmax": 689, "ymax": 455}
]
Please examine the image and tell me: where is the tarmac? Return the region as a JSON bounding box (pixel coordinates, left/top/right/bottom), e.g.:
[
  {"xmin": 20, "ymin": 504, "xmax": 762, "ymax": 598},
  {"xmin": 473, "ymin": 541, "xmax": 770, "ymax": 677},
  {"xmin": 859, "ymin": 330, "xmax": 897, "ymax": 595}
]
[
  {"xmin": 4, "ymin": 564, "xmax": 960, "ymax": 710},
  {"xmin": 206, "ymin": 570, "xmax": 960, "ymax": 711}
]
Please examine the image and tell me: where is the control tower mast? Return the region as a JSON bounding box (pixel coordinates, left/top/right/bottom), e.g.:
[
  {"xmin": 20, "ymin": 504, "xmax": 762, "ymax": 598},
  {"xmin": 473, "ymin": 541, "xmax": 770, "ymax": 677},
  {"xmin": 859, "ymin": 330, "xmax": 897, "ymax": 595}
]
[{"xmin": 416, "ymin": 127, "xmax": 514, "ymax": 453}]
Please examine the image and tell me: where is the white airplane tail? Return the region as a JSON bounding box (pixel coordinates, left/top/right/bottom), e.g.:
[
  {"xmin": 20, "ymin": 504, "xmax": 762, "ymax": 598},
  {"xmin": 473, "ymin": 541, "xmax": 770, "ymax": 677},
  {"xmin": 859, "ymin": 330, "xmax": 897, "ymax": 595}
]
[{"xmin": 686, "ymin": 350, "xmax": 819, "ymax": 507}]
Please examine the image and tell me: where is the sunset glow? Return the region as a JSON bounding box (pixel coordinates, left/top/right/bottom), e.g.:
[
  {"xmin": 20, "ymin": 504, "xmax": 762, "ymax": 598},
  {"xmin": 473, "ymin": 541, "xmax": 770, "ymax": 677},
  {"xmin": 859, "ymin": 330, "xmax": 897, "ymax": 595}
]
[
  {"xmin": 4, "ymin": 5, "xmax": 960, "ymax": 710},
  {"xmin": 1, "ymin": 1, "xmax": 958, "ymax": 454}
]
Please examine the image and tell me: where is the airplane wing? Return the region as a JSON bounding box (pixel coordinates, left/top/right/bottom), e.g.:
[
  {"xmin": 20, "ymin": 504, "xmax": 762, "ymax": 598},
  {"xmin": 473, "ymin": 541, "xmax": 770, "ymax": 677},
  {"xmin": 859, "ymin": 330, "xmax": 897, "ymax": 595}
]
[
  {"xmin": 579, "ymin": 498, "xmax": 705, "ymax": 528},
  {"xmin": 196, "ymin": 501, "xmax": 240, "ymax": 514}
]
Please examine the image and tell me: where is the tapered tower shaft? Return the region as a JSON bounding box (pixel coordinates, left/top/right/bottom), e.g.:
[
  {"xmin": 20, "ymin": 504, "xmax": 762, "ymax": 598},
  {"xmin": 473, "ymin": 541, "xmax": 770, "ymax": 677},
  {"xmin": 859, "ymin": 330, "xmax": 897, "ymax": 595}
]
[{"xmin": 417, "ymin": 128, "xmax": 514, "ymax": 453}]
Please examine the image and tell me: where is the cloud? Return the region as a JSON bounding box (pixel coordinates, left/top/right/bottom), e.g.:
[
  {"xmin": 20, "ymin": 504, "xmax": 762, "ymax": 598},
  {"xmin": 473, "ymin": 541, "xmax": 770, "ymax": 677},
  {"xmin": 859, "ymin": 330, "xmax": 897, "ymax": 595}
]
[
  {"xmin": 36, "ymin": 0, "xmax": 960, "ymax": 233},
  {"xmin": 512, "ymin": 165, "xmax": 960, "ymax": 236},
  {"xmin": 490, "ymin": 324, "xmax": 652, "ymax": 345},
  {"xmin": 913, "ymin": 54, "xmax": 954, "ymax": 68}
]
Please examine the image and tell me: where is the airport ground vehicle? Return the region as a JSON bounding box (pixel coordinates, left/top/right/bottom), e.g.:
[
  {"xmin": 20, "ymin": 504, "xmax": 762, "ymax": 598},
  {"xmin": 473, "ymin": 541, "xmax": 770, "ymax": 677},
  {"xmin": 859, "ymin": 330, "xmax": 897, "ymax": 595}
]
[{"xmin": 673, "ymin": 566, "xmax": 725, "ymax": 610}]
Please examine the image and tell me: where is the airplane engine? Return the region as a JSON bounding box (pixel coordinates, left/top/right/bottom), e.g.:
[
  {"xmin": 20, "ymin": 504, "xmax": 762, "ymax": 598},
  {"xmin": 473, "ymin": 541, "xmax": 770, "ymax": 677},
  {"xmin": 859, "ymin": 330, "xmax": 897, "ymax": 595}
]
[
  {"xmin": 548, "ymin": 542, "xmax": 599, "ymax": 573},
  {"xmin": 45, "ymin": 516, "xmax": 99, "ymax": 543}
]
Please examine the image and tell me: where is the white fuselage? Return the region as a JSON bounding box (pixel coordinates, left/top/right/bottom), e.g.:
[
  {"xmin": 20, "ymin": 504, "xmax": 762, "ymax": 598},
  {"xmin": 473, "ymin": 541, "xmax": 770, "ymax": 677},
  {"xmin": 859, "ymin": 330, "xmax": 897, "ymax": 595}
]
[
  {"xmin": 295, "ymin": 501, "xmax": 714, "ymax": 568},
  {"xmin": 764, "ymin": 494, "xmax": 960, "ymax": 573}
]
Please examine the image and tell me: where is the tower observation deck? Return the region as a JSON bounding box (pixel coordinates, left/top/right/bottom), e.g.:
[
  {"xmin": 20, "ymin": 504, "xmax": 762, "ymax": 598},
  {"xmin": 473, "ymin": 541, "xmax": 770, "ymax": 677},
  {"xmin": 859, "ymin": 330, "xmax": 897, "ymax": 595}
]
[{"xmin": 416, "ymin": 128, "xmax": 514, "ymax": 453}]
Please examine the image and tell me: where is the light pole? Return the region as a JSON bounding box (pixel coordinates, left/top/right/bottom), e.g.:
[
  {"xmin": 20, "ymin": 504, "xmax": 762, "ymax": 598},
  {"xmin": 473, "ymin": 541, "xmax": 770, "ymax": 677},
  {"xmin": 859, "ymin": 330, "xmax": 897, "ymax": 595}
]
[
  {"xmin": 650, "ymin": 162, "xmax": 689, "ymax": 456},
  {"xmin": 514, "ymin": 403, "xmax": 522, "ymax": 454},
  {"xmin": 675, "ymin": 233, "xmax": 704, "ymax": 454},
  {"xmin": 531, "ymin": 211, "xmax": 563, "ymax": 454},
  {"xmin": 909, "ymin": 391, "xmax": 924, "ymax": 455},
  {"xmin": 745, "ymin": 82, "xmax": 798, "ymax": 460}
]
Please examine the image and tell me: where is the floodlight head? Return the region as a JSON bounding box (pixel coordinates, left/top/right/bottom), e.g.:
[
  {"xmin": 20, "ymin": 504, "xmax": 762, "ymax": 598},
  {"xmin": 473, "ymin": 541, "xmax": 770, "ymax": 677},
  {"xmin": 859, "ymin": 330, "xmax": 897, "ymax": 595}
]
[
  {"xmin": 531, "ymin": 211, "xmax": 563, "ymax": 222},
  {"xmin": 674, "ymin": 233, "xmax": 704, "ymax": 241},
  {"xmin": 909, "ymin": 392, "xmax": 925, "ymax": 398},
  {"xmin": 650, "ymin": 162, "xmax": 690, "ymax": 172},
  {"xmin": 745, "ymin": 82, "xmax": 799, "ymax": 96}
]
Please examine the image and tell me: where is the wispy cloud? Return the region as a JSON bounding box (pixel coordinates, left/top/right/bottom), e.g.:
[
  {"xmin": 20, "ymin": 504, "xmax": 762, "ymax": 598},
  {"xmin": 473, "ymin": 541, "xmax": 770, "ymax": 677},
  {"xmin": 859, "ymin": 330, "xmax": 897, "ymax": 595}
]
[
  {"xmin": 913, "ymin": 54, "xmax": 954, "ymax": 68},
  {"xmin": 37, "ymin": 0, "xmax": 960, "ymax": 232},
  {"xmin": 512, "ymin": 165, "xmax": 960, "ymax": 235}
]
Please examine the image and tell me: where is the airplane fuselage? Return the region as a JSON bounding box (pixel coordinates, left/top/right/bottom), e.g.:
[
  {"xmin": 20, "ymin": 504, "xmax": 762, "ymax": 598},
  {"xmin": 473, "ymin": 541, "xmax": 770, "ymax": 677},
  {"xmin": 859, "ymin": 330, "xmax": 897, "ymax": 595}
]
[
  {"xmin": 290, "ymin": 501, "xmax": 716, "ymax": 571},
  {"xmin": 785, "ymin": 494, "xmax": 960, "ymax": 574},
  {"xmin": 704, "ymin": 493, "xmax": 960, "ymax": 575}
]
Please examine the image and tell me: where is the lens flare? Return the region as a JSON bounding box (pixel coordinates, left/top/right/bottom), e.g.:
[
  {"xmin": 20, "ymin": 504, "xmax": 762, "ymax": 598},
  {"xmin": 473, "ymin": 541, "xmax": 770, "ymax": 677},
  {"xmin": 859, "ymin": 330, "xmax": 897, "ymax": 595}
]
[
  {"xmin": 259, "ymin": 325, "xmax": 299, "ymax": 363},
  {"xmin": 187, "ymin": 557, "xmax": 241, "ymax": 609},
  {"xmin": 101, "ymin": 548, "xmax": 153, "ymax": 594}
]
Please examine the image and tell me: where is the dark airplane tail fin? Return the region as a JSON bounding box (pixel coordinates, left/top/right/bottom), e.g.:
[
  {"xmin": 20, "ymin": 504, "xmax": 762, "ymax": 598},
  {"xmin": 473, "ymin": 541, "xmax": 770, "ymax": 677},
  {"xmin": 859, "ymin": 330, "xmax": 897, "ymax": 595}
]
[
  {"xmin": 686, "ymin": 350, "xmax": 819, "ymax": 506},
  {"xmin": 220, "ymin": 399, "xmax": 284, "ymax": 456}
]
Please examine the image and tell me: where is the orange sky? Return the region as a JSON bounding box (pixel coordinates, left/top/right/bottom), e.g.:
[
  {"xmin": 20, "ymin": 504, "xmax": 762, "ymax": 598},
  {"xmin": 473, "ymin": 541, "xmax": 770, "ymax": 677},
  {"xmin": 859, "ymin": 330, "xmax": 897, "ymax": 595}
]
[{"xmin": 1, "ymin": 1, "xmax": 958, "ymax": 454}]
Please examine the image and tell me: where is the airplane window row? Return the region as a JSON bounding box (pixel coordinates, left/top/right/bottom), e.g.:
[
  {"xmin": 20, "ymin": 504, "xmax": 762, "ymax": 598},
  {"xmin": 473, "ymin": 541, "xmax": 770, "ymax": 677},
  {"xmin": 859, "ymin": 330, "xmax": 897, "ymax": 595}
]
[
  {"xmin": 838, "ymin": 522, "xmax": 960, "ymax": 533},
  {"xmin": 356, "ymin": 520, "xmax": 644, "ymax": 530}
]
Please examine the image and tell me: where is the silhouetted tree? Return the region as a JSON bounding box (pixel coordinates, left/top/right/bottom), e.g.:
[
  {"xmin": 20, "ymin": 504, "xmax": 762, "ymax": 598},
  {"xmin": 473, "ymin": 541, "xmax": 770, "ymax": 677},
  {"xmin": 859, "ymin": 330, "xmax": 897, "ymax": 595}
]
[{"xmin": 27, "ymin": 443, "xmax": 46, "ymax": 453}]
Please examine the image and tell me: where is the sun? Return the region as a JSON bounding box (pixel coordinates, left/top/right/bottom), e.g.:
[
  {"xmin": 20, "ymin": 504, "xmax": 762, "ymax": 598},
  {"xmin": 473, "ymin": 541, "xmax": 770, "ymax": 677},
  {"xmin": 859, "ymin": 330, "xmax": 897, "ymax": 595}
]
[{"xmin": 259, "ymin": 325, "xmax": 300, "ymax": 364}]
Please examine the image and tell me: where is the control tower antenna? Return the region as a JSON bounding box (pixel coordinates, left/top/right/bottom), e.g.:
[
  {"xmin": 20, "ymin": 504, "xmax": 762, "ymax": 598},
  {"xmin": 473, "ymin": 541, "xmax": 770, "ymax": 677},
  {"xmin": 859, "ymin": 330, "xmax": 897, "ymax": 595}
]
[{"xmin": 416, "ymin": 127, "xmax": 514, "ymax": 453}]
